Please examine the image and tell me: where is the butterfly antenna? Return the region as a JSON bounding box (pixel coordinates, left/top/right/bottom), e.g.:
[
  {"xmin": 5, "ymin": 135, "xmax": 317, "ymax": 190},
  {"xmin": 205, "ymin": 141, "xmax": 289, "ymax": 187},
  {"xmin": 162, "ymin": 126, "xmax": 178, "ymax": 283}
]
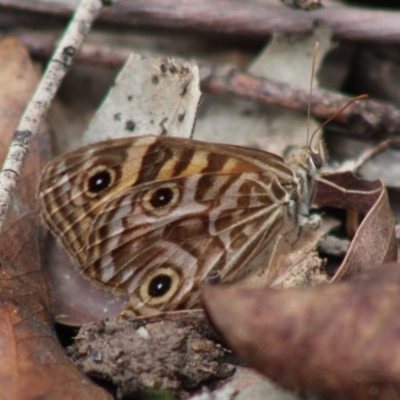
[
  {"xmin": 307, "ymin": 42, "xmax": 320, "ymax": 148},
  {"xmin": 309, "ymin": 94, "xmax": 369, "ymax": 147}
]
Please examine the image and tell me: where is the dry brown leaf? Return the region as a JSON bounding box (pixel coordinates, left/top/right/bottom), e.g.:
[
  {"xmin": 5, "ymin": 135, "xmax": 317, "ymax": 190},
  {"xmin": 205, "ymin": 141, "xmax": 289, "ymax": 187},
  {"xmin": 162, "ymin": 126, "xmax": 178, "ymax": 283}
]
[
  {"xmin": 0, "ymin": 37, "xmax": 111, "ymax": 400},
  {"xmin": 315, "ymin": 172, "xmax": 397, "ymax": 281},
  {"xmin": 202, "ymin": 263, "xmax": 400, "ymax": 400}
]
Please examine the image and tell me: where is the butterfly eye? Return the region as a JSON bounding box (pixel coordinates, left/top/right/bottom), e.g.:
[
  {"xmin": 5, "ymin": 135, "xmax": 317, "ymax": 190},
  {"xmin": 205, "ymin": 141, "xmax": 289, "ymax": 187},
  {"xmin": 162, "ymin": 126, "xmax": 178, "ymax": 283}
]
[
  {"xmin": 85, "ymin": 166, "xmax": 116, "ymax": 196},
  {"xmin": 310, "ymin": 152, "xmax": 323, "ymax": 170},
  {"xmin": 142, "ymin": 183, "xmax": 180, "ymax": 215},
  {"xmin": 139, "ymin": 267, "xmax": 180, "ymax": 307}
]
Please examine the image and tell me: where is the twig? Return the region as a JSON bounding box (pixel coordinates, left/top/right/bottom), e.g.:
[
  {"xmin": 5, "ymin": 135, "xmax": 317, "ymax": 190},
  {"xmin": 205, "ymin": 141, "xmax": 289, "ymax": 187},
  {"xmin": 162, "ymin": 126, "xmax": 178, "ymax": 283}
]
[
  {"xmin": 15, "ymin": 29, "xmax": 128, "ymax": 69},
  {"xmin": 15, "ymin": 29, "xmax": 400, "ymax": 139},
  {"xmin": 201, "ymin": 66, "xmax": 400, "ymax": 138},
  {"xmin": 0, "ymin": 0, "xmax": 109, "ymax": 232},
  {"xmin": 2, "ymin": 0, "xmax": 400, "ymax": 45},
  {"xmin": 352, "ymin": 138, "xmax": 400, "ymax": 173}
]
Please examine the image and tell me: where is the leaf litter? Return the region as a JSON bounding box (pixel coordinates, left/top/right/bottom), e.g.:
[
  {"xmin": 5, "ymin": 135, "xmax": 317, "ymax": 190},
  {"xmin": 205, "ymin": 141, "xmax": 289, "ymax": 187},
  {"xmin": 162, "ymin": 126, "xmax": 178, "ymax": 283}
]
[
  {"xmin": 0, "ymin": 37, "xmax": 111, "ymax": 400},
  {"xmin": 61, "ymin": 22, "xmax": 396, "ymax": 399},
  {"xmin": 1, "ymin": 1, "xmax": 399, "ymax": 399}
]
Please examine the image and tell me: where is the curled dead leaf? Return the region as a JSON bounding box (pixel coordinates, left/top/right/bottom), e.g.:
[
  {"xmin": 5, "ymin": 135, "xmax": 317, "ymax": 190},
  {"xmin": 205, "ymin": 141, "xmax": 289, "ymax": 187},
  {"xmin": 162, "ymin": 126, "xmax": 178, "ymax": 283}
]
[{"xmin": 315, "ymin": 172, "xmax": 397, "ymax": 281}]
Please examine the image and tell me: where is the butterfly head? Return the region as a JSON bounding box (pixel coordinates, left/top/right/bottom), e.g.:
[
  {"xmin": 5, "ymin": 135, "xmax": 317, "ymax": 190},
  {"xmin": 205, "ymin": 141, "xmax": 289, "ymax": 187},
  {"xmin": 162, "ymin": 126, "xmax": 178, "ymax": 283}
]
[{"xmin": 291, "ymin": 129, "xmax": 325, "ymax": 179}]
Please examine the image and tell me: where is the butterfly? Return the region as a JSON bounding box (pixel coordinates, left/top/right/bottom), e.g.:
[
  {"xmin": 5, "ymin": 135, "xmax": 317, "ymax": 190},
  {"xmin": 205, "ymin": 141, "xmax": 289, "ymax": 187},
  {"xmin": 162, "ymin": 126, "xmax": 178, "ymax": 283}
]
[{"xmin": 38, "ymin": 134, "xmax": 323, "ymax": 316}]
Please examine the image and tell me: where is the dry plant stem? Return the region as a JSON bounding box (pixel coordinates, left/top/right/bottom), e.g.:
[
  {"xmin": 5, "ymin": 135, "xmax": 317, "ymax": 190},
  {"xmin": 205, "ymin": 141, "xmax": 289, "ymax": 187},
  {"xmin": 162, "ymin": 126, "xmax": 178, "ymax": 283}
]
[
  {"xmin": 0, "ymin": 0, "xmax": 108, "ymax": 231},
  {"xmin": 16, "ymin": 29, "xmax": 129, "ymax": 69},
  {"xmin": 3, "ymin": 0, "xmax": 400, "ymax": 45},
  {"xmin": 352, "ymin": 139, "xmax": 392, "ymax": 172},
  {"xmin": 16, "ymin": 29, "xmax": 400, "ymax": 139},
  {"xmin": 201, "ymin": 66, "xmax": 400, "ymax": 138}
]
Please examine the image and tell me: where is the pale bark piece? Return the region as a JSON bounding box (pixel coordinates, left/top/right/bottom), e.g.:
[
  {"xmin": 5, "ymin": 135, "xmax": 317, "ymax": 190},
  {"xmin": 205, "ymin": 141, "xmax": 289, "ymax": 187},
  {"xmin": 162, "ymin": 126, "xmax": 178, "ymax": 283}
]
[
  {"xmin": 202, "ymin": 263, "xmax": 400, "ymax": 400},
  {"xmin": 83, "ymin": 53, "xmax": 201, "ymax": 144},
  {"xmin": 0, "ymin": 36, "xmax": 111, "ymax": 400}
]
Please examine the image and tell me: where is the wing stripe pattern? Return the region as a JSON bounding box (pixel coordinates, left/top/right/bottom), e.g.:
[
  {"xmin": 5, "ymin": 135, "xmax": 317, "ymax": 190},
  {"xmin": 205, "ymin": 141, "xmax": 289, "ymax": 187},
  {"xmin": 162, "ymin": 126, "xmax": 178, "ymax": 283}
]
[{"xmin": 38, "ymin": 135, "xmax": 314, "ymax": 316}]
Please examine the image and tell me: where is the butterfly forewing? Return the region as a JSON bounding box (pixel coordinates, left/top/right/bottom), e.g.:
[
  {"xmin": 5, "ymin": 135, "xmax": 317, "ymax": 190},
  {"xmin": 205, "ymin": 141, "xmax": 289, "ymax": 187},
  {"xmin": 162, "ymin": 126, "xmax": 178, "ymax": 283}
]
[{"xmin": 38, "ymin": 134, "xmax": 313, "ymax": 316}]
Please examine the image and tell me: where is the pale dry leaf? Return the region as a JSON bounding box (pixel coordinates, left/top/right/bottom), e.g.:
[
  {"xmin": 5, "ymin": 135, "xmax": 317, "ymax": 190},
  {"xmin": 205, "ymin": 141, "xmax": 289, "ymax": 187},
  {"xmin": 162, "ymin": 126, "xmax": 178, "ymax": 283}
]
[
  {"xmin": 359, "ymin": 146, "xmax": 400, "ymax": 188},
  {"xmin": 194, "ymin": 23, "xmax": 333, "ymax": 156},
  {"xmin": 198, "ymin": 366, "xmax": 302, "ymax": 400},
  {"xmin": 247, "ymin": 22, "xmax": 330, "ymax": 156},
  {"xmin": 83, "ymin": 53, "xmax": 201, "ymax": 144},
  {"xmin": 234, "ymin": 380, "xmax": 301, "ymax": 400},
  {"xmin": 319, "ymin": 234, "xmax": 350, "ymax": 257}
]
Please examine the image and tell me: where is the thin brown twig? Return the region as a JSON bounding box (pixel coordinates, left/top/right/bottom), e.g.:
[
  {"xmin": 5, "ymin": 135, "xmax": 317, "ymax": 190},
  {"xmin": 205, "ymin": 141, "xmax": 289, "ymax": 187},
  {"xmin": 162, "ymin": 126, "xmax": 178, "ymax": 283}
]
[
  {"xmin": 14, "ymin": 29, "xmax": 400, "ymax": 139},
  {"xmin": 201, "ymin": 67, "xmax": 400, "ymax": 138},
  {"xmin": 15, "ymin": 29, "xmax": 127, "ymax": 69},
  {"xmin": 2, "ymin": 0, "xmax": 400, "ymax": 45},
  {"xmin": 352, "ymin": 138, "xmax": 400, "ymax": 173}
]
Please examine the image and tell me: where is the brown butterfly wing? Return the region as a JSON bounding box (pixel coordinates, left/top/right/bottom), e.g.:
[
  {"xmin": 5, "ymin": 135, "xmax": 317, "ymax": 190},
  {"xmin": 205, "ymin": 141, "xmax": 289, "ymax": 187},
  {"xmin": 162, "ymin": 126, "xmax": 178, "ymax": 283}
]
[
  {"xmin": 85, "ymin": 170, "xmax": 295, "ymax": 315},
  {"xmin": 38, "ymin": 135, "xmax": 299, "ymax": 315}
]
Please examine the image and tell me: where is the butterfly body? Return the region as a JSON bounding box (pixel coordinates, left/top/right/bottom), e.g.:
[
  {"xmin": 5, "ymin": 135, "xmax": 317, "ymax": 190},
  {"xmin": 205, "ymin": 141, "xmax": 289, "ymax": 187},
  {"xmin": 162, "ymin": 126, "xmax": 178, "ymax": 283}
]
[{"xmin": 39, "ymin": 135, "xmax": 320, "ymax": 316}]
